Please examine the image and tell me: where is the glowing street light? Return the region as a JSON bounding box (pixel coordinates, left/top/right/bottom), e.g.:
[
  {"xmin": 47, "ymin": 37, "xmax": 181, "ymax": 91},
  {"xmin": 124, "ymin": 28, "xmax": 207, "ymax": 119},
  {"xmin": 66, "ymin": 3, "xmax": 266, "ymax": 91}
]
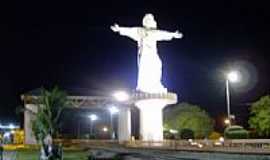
[
  {"xmin": 103, "ymin": 127, "xmax": 108, "ymax": 132},
  {"xmin": 227, "ymin": 71, "xmax": 240, "ymax": 83},
  {"xmin": 113, "ymin": 91, "xmax": 129, "ymax": 102},
  {"xmin": 89, "ymin": 114, "xmax": 98, "ymax": 121},
  {"xmin": 225, "ymin": 70, "xmax": 241, "ymax": 126}
]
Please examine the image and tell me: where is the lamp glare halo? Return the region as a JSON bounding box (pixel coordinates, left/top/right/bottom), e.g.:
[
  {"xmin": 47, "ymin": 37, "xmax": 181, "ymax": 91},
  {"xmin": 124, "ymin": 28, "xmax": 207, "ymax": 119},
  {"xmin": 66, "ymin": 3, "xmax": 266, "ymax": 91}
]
[{"xmin": 227, "ymin": 71, "xmax": 240, "ymax": 83}]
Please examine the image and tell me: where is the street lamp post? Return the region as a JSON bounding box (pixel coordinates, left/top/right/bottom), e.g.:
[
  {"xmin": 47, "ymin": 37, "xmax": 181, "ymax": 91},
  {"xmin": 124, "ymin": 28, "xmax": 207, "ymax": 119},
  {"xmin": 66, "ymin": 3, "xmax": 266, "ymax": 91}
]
[
  {"xmin": 89, "ymin": 114, "xmax": 98, "ymax": 136},
  {"xmin": 226, "ymin": 79, "xmax": 231, "ymax": 124},
  {"xmin": 225, "ymin": 71, "xmax": 240, "ymax": 126},
  {"xmin": 109, "ymin": 106, "xmax": 119, "ymax": 139},
  {"xmin": 111, "ymin": 90, "xmax": 129, "ymax": 139}
]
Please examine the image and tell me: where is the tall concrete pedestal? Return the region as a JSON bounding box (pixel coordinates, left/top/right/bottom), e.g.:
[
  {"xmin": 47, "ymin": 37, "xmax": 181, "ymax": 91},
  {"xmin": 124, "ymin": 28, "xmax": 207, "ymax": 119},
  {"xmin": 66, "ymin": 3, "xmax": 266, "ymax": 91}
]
[{"xmin": 134, "ymin": 92, "xmax": 177, "ymax": 141}]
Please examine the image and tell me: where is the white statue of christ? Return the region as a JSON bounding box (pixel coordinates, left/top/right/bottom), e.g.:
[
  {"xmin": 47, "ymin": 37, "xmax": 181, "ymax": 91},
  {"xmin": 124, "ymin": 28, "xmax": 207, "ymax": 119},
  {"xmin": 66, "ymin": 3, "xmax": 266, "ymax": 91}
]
[{"xmin": 111, "ymin": 14, "xmax": 183, "ymax": 93}]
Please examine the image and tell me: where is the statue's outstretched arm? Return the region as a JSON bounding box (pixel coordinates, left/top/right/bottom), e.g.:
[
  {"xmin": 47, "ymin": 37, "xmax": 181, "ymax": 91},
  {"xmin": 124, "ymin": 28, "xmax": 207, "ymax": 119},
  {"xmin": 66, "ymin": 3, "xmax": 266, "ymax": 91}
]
[
  {"xmin": 155, "ymin": 30, "xmax": 183, "ymax": 41},
  {"xmin": 111, "ymin": 24, "xmax": 139, "ymax": 41}
]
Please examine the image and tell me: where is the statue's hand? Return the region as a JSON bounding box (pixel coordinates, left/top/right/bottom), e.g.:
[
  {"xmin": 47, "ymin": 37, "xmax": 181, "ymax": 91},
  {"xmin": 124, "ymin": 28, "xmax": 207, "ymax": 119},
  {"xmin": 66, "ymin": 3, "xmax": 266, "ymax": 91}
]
[
  {"xmin": 174, "ymin": 30, "xmax": 183, "ymax": 39},
  {"xmin": 111, "ymin": 24, "xmax": 120, "ymax": 32}
]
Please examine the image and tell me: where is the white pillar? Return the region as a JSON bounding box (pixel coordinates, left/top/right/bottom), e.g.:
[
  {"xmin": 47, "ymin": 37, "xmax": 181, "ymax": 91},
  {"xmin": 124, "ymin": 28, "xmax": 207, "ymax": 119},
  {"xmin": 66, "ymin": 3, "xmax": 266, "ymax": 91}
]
[
  {"xmin": 136, "ymin": 99, "xmax": 166, "ymax": 141},
  {"xmin": 118, "ymin": 107, "xmax": 131, "ymax": 141},
  {"xmin": 24, "ymin": 104, "xmax": 38, "ymax": 144}
]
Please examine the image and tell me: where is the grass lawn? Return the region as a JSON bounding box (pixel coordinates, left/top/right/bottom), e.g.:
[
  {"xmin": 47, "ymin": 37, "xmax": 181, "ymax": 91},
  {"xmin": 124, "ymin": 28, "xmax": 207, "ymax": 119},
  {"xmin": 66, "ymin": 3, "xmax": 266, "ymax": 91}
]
[{"xmin": 16, "ymin": 149, "xmax": 89, "ymax": 160}]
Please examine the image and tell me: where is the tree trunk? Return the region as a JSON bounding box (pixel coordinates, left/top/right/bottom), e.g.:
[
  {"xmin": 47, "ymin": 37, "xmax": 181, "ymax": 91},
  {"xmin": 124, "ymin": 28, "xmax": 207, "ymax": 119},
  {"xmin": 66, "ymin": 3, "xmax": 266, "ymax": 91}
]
[
  {"xmin": 40, "ymin": 134, "xmax": 53, "ymax": 160},
  {"xmin": 40, "ymin": 145, "xmax": 48, "ymax": 160}
]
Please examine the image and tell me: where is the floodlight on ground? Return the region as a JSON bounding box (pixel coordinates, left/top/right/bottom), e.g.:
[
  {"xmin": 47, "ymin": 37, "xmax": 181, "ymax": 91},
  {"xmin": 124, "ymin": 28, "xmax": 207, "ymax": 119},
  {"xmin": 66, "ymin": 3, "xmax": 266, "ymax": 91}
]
[
  {"xmin": 113, "ymin": 91, "xmax": 129, "ymax": 102},
  {"xmin": 219, "ymin": 137, "xmax": 225, "ymax": 143}
]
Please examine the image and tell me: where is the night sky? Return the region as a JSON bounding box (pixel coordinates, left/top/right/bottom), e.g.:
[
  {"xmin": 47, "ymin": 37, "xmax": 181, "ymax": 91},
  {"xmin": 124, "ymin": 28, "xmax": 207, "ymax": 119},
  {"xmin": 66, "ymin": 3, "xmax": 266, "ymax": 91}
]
[{"xmin": 0, "ymin": 1, "xmax": 270, "ymax": 128}]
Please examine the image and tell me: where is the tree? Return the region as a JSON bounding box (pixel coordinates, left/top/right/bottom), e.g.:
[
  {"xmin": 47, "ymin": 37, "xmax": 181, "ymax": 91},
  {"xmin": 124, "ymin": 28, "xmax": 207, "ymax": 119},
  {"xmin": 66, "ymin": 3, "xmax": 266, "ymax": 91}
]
[
  {"xmin": 164, "ymin": 103, "xmax": 214, "ymax": 138},
  {"xmin": 249, "ymin": 95, "xmax": 270, "ymax": 137},
  {"xmin": 32, "ymin": 87, "xmax": 70, "ymax": 159}
]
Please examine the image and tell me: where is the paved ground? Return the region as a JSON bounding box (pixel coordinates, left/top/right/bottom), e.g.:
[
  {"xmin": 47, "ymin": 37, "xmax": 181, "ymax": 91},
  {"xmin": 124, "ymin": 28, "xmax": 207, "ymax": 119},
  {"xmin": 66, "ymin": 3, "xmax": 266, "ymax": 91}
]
[
  {"xmin": 89, "ymin": 146, "xmax": 270, "ymax": 160},
  {"xmin": 3, "ymin": 151, "xmax": 17, "ymax": 160}
]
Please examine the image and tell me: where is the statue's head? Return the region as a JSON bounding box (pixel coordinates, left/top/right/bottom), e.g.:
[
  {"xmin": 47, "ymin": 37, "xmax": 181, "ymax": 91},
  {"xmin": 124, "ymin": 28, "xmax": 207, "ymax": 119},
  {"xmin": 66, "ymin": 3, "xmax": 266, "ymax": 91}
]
[{"xmin": 143, "ymin": 13, "xmax": 157, "ymax": 29}]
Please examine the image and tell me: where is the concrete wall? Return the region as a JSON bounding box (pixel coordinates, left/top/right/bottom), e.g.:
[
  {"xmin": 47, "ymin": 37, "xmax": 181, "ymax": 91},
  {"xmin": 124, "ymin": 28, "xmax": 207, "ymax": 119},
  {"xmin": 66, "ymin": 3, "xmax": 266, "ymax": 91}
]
[
  {"xmin": 24, "ymin": 103, "xmax": 132, "ymax": 144},
  {"xmin": 24, "ymin": 104, "xmax": 38, "ymax": 144}
]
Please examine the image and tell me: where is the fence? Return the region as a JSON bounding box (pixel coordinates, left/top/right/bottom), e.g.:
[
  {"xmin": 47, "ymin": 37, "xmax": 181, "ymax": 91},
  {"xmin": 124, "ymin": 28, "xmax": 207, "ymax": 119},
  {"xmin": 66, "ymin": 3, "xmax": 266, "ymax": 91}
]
[
  {"xmin": 125, "ymin": 139, "xmax": 270, "ymax": 154},
  {"xmin": 54, "ymin": 138, "xmax": 270, "ymax": 151}
]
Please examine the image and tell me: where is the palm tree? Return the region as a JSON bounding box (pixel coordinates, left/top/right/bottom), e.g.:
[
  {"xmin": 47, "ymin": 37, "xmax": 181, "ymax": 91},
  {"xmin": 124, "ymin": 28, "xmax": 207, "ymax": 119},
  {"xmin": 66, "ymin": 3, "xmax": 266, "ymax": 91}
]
[{"xmin": 31, "ymin": 86, "xmax": 70, "ymax": 160}]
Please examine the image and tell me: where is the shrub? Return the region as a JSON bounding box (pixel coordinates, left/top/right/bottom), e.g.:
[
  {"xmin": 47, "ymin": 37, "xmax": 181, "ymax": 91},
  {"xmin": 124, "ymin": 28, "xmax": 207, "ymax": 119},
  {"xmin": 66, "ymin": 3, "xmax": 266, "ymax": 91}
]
[
  {"xmin": 180, "ymin": 128, "xmax": 194, "ymax": 139},
  {"xmin": 208, "ymin": 131, "xmax": 221, "ymax": 140},
  {"xmin": 89, "ymin": 134, "xmax": 97, "ymax": 139},
  {"xmin": 224, "ymin": 125, "xmax": 249, "ymax": 139},
  {"xmin": 164, "ymin": 131, "xmax": 176, "ymax": 139}
]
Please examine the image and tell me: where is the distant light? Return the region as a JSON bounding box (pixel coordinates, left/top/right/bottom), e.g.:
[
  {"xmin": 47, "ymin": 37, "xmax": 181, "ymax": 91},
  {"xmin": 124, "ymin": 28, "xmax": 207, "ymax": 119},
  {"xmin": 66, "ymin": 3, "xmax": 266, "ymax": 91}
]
[
  {"xmin": 3, "ymin": 132, "xmax": 11, "ymax": 138},
  {"xmin": 11, "ymin": 130, "xmax": 15, "ymax": 134},
  {"xmin": 9, "ymin": 124, "xmax": 15, "ymax": 129},
  {"xmin": 0, "ymin": 123, "xmax": 19, "ymax": 129},
  {"xmin": 169, "ymin": 129, "xmax": 178, "ymax": 134},
  {"xmin": 103, "ymin": 127, "xmax": 108, "ymax": 132},
  {"xmin": 113, "ymin": 91, "xmax": 129, "ymax": 102},
  {"xmin": 89, "ymin": 114, "xmax": 98, "ymax": 121},
  {"xmin": 224, "ymin": 118, "xmax": 231, "ymax": 125},
  {"xmin": 109, "ymin": 106, "xmax": 119, "ymax": 115},
  {"xmin": 188, "ymin": 139, "xmax": 193, "ymax": 143},
  {"xmin": 227, "ymin": 71, "xmax": 240, "ymax": 83}
]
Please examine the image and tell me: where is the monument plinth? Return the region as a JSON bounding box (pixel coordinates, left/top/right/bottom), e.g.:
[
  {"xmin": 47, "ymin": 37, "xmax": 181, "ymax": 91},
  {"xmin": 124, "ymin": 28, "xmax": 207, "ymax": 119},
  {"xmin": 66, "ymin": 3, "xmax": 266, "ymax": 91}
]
[
  {"xmin": 111, "ymin": 13, "xmax": 182, "ymax": 141},
  {"xmin": 133, "ymin": 92, "xmax": 177, "ymax": 141}
]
